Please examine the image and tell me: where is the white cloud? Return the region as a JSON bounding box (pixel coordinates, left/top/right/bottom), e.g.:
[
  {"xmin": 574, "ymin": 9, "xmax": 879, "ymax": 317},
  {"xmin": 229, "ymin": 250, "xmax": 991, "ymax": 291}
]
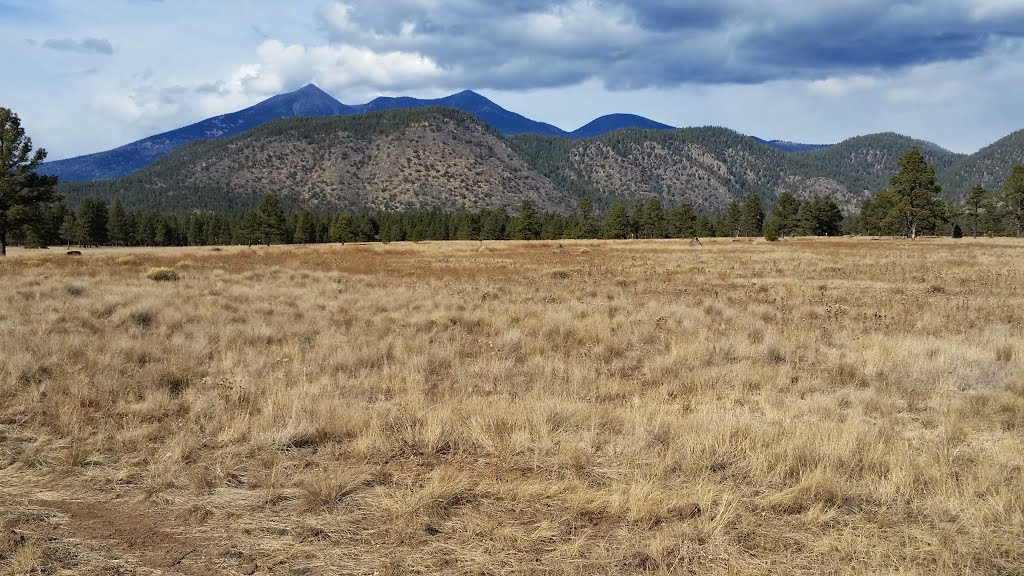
[{"xmin": 807, "ymin": 75, "xmax": 879, "ymax": 96}]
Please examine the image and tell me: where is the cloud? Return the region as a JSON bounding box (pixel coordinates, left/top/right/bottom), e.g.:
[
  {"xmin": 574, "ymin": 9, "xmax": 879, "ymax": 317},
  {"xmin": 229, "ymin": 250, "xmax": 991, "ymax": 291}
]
[
  {"xmin": 807, "ymin": 75, "xmax": 880, "ymax": 97},
  {"xmin": 206, "ymin": 38, "xmax": 443, "ymax": 103},
  {"xmin": 10, "ymin": 0, "xmax": 1024, "ymax": 159},
  {"xmin": 306, "ymin": 0, "xmax": 1024, "ymax": 90},
  {"xmin": 42, "ymin": 36, "xmax": 114, "ymax": 55}
]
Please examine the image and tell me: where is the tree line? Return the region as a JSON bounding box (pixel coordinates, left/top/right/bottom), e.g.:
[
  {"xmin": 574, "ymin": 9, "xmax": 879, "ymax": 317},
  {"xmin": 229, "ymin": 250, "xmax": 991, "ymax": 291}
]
[
  {"xmin": 10, "ymin": 158, "xmax": 1024, "ymax": 251},
  {"xmin": 0, "ymin": 193, "xmax": 838, "ymax": 249}
]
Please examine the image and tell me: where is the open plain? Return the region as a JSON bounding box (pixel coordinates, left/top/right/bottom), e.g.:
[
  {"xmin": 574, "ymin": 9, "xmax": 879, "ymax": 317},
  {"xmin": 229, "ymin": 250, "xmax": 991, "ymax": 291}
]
[{"xmin": 1, "ymin": 238, "xmax": 1022, "ymax": 575}]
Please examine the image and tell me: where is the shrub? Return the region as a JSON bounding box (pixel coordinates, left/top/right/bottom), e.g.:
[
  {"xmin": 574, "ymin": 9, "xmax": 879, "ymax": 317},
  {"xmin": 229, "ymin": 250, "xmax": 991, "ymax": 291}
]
[{"xmin": 145, "ymin": 268, "xmax": 180, "ymax": 282}]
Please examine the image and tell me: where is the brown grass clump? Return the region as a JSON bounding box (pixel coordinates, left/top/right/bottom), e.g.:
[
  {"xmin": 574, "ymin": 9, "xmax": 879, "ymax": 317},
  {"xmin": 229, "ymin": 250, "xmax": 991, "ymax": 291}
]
[
  {"xmin": 1, "ymin": 237, "xmax": 1023, "ymax": 575},
  {"xmin": 145, "ymin": 267, "xmax": 180, "ymax": 282}
]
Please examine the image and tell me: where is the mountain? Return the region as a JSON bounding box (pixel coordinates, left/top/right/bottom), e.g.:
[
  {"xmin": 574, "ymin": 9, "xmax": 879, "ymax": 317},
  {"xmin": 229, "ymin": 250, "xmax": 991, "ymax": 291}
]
[
  {"xmin": 41, "ymin": 84, "xmax": 354, "ymax": 182},
  {"xmin": 751, "ymin": 137, "xmax": 831, "ymax": 153},
  {"xmin": 43, "ymin": 83, "xmax": 836, "ymax": 185},
  {"xmin": 59, "ymin": 108, "xmax": 571, "ymax": 213},
  {"xmin": 788, "ymin": 133, "xmax": 964, "ymax": 200},
  {"xmin": 570, "ymin": 114, "xmax": 674, "ymax": 139},
  {"xmin": 510, "ymin": 128, "xmax": 865, "ymax": 212},
  {"xmin": 63, "ymin": 107, "xmax": 1019, "ymax": 215},
  {"xmin": 43, "ymin": 86, "xmax": 682, "ymax": 182},
  {"xmin": 945, "ymin": 129, "xmax": 1024, "ymax": 194},
  {"xmin": 355, "ymin": 90, "xmax": 566, "ymax": 137}
]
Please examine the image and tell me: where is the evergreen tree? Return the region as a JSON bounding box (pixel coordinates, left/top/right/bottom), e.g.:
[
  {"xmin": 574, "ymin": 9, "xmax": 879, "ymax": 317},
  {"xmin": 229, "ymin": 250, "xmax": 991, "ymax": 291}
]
[
  {"xmin": 1001, "ymin": 165, "xmax": 1024, "ymax": 237},
  {"xmin": 739, "ymin": 194, "xmax": 765, "ymax": 237},
  {"xmin": 329, "ymin": 212, "xmax": 357, "ymax": 243},
  {"xmin": 0, "ymin": 108, "xmax": 59, "ymax": 255},
  {"xmin": 135, "ymin": 213, "xmax": 158, "ymax": 246},
  {"xmin": 637, "ymin": 197, "xmax": 666, "ymax": 239},
  {"xmin": 800, "ymin": 195, "xmax": 843, "ymax": 236},
  {"xmin": 889, "ymin": 148, "xmax": 943, "ymax": 239},
  {"xmin": 963, "ymin": 184, "xmax": 989, "ymax": 238},
  {"xmin": 770, "ymin": 191, "xmax": 802, "ymax": 237},
  {"xmin": 294, "ymin": 211, "xmax": 315, "ymax": 244},
  {"xmin": 453, "ymin": 211, "xmax": 479, "ymax": 240},
  {"xmin": 859, "ymin": 191, "xmax": 900, "ymax": 235},
  {"xmin": 669, "ymin": 202, "xmax": 697, "ymax": 238},
  {"xmin": 255, "ymin": 194, "xmax": 287, "ymax": 245},
  {"xmin": 510, "ymin": 200, "xmax": 540, "ymax": 240},
  {"xmin": 575, "ymin": 198, "xmax": 601, "ymax": 239},
  {"xmin": 604, "ymin": 204, "xmax": 631, "ymax": 239},
  {"xmin": 107, "ymin": 199, "xmax": 131, "ymax": 246},
  {"xmin": 236, "ymin": 212, "xmax": 258, "ymax": 246},
  {"xmin": 186, "ymin": 216, "xmax": 205, "ymax": 246},
  {"xmin": 480, "ymin": 209, "xmax": 508, "ymax": 240},
  {"xmin": 717, "ymin": 200, "xmax": 743, "ymax": 237},
  {"xmin": 59, "ymin": 214, "xmax": 77, "ymax": 248},
  {"xmin": 76, "ymin": 197, "xmax": 109, "ymax": 246}
]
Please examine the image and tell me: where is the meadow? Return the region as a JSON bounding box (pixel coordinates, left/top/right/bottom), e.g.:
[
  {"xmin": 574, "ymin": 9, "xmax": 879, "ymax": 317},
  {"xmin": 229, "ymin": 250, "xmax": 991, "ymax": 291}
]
[{"xmin": 1, "ymin": 237, "xmax": 1022, "ymax": 575}]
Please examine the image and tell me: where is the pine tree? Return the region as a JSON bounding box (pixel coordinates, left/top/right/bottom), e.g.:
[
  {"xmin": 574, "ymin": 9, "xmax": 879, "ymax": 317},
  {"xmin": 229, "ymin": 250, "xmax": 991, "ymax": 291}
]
[
  {"xmin": 637, "ymin": 198, "xmax": 666, "ymax": 239},
  {"xmin": 669, "ymin": 202, "xmax": 697, "ymax": 238},
  {"xmin": 739, "ymin": 194, "xmax": 765, "ymax": 237},
  {"xmin": 1001, "ymin": 165, "xmax": 1024, "ymax": 237},
  {"xmin": 293, "ymin": 211, "xmax": 315, "ymax": 244},
  {"xmin": 604, "ymin": 204, "xmax": 630, "ymax": 239},
  {"xmin": 329, "ymin": 212, "xmax": 357, "ymax": 244},
  {"xmin": 107, "ymin": 199, "xmax": 132, "ymax": 246},
  {"xmin": 511, "ymin": 200, "xmax": 540, "ymax": 240},
  {"xmin": 718, "ymin": 200, "xmax": 743, "ymax": 237},
  {"xmin": 480, "ymin": 209, "xmax": 508, "ymax": 240},
  {"xmin": 236, "ymin": 212, "xmax": 258, "ymax": 246},
  {"xmin": 59, "ymin": 214, "xmax": 77, "ymax": 248},
  {"xmin": 800, "ymin": 196, "xmax": 843, "ymax": 236},
  {"xmin": 255, "ymin": 194, "xmax": 286, "ymax": 245},
  {"xmin": 770, "ymin": 191, "xmax": 802, "ymax": 237},
  {"xmin": 76, "ymin": 197, "xmax": 109, "ymax": 247},
  {"xmin": 963, "ymin": 184, "xmax": 989, "ymax": 238},
  {"xmin": 575, "ymin": 198, "xmax": 601, "ymax": 239},
  {"xmin": 889, "ymin": 149, "xmax": 943, "ymax": 239},
  {"xmin": 1, "ymin": 108, "xmax": 58, "ymax": 255}
]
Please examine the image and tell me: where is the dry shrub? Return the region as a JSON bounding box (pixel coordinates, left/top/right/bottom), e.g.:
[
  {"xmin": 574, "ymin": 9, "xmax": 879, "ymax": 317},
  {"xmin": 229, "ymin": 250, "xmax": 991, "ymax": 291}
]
[{"xmin": 145, "ymin": 267, "xmax": 179, "ymax": 282}]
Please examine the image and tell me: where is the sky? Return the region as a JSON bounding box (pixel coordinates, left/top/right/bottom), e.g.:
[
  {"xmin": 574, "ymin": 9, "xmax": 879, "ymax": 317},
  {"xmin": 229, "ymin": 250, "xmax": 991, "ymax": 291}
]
[{"xmin": 4, "ymin": 0, "xmax": 1024, "ymax": 160}]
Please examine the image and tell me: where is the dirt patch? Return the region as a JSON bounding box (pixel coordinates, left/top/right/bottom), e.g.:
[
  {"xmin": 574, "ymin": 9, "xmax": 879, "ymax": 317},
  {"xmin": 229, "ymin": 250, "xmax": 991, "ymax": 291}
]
[{"xmin": 1, "ymin": 493, "xmax": 226, "ymax": 574}]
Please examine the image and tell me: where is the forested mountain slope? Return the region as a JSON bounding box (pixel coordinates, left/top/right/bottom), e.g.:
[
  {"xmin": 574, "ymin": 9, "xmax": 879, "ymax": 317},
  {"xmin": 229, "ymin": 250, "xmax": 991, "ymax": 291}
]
[
  {"xmin": 60, "ymin": 108, "xmax": 568, "ymax": 212},
  {"xmin": 60, "ymin": 107, "xmax": 1023, "ymax": 213}
]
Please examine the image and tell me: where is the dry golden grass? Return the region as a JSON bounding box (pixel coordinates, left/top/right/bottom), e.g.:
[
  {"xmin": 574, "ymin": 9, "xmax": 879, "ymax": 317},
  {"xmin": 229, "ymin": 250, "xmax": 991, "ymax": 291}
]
[{"xmin": 1, "ymin": 237, "xmax": 1022, "ymax": 575}]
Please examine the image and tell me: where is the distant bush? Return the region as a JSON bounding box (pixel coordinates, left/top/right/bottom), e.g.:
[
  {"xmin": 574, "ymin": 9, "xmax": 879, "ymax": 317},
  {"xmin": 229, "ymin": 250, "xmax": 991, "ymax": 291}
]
[
  {"xmin": 145, "ymin": 267, "xmax": 180, "ymax": 282},
  {"xmin": 763, "ymin": 219, "xmax": 781, "ymax": 242}
]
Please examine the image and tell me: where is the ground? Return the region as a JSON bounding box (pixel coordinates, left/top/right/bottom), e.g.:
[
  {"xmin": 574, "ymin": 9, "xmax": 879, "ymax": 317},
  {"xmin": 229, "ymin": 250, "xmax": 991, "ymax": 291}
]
[{"xmin": 1, "ymin": 237, "xmax": 1022, "ymax": 575}]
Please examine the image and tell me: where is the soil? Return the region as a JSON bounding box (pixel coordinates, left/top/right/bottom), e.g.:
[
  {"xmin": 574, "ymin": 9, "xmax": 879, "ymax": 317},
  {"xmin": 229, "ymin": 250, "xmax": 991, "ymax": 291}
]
[{"xmin": 0, "ymin": 492, "xmax": 231, "ymax": 575}]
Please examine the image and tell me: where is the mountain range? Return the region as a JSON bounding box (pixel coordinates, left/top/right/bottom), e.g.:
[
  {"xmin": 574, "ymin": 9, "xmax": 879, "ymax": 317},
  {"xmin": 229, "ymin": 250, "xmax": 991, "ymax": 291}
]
[
  {"xmin": 43, "ymin": 84, "xmax": 693, "ymax": 182},
  {"xmin": 58, "ymin": 106, "xmax": 1024, "ymax": 215}
]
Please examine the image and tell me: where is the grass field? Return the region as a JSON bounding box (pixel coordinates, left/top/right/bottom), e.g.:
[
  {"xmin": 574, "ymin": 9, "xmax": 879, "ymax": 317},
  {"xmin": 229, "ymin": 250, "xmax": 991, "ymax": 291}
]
[{"xmin": 1, "ymin": 237, "xmax": 1022, "ymax": 575}]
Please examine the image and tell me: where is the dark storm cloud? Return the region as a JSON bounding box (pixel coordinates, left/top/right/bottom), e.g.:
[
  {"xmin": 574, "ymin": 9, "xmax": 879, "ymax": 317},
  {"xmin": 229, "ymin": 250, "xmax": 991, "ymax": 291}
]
[
  {"xmin": 316, "ymin": 0, "xmax": 1024, "ymax": 88},
  {"xmin": 42, "ymin": 36, "xmax": 114, "ymax": 55}
]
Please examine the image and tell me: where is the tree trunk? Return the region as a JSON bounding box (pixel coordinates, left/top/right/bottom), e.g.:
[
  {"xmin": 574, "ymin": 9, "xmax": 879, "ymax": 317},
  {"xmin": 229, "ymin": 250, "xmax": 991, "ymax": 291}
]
[
  {"xmin": 0, "ymin": 232, "xmax": 6, "ymax": 256},
  {"xmin": 910, "ymin": 223, "xmax": 917, "ymax": 240}
]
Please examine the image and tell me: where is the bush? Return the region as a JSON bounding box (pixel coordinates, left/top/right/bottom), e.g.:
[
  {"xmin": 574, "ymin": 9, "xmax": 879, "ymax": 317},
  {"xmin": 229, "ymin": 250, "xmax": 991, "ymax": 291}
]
[
  {"xmin": 763, "ymin": 219, "xmax": 781, "ymax": 242},
  {"xmin": 145, "ymin": 267, "xmax": 180, "ymax": 282}
]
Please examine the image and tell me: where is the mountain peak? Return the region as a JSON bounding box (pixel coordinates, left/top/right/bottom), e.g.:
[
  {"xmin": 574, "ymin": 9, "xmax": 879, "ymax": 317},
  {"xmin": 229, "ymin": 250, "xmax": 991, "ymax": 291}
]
[
  {"xmin": 570, "ymin": 114, "xmax": 674, "ymax": 139},
  {"xmin": 293, "ymin": 83, "xmax": 329, "ymax": 96}
]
